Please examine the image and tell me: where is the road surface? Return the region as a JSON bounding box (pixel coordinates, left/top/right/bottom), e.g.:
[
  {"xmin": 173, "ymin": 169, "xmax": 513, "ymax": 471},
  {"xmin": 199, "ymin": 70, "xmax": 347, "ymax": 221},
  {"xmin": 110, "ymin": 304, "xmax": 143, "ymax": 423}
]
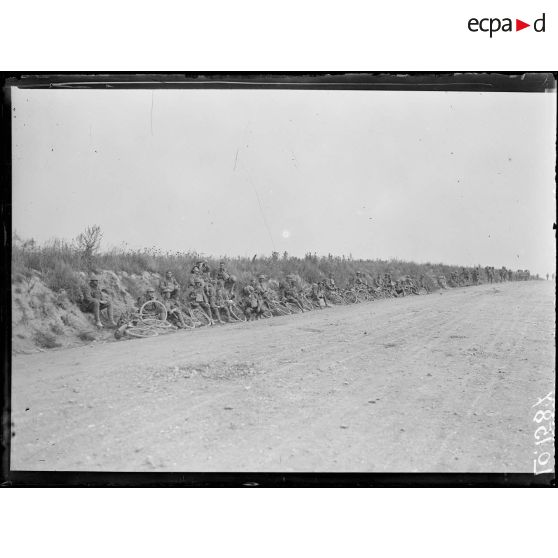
[{"xmin": 10, "ymin": 281, "xmax": 555, "ymax": 472}]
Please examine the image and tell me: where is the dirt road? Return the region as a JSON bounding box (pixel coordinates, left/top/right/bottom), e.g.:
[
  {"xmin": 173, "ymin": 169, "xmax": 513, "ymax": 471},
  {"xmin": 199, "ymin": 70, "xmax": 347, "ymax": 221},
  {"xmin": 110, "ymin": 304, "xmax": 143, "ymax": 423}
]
[{"xmin": 10, "ymin": 281, "xmax": 555, "ymax": 472}]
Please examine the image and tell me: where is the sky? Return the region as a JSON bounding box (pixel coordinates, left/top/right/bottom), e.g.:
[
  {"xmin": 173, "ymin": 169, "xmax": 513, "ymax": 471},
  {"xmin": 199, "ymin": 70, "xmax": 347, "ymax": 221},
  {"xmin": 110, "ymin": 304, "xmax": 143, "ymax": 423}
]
[{"xmin": 11, "ymin": 86, "xmax": 557, "ymax": 275}]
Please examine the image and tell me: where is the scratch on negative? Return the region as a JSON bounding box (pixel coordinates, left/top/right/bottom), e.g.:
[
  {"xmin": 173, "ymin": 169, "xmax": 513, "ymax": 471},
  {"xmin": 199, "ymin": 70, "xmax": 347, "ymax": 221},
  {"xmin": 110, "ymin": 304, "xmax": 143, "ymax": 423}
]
[{"xmin": 233, "ymin": 148, "xmax": 239, "ymax": 171}]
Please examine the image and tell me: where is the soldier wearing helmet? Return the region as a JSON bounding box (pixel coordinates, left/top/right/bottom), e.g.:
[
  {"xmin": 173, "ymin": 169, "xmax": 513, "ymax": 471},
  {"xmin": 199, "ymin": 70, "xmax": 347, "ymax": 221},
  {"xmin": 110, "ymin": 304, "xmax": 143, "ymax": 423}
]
[{"xmin": 82, "ymin": 274, "xmax": 117, "ymax": 329}]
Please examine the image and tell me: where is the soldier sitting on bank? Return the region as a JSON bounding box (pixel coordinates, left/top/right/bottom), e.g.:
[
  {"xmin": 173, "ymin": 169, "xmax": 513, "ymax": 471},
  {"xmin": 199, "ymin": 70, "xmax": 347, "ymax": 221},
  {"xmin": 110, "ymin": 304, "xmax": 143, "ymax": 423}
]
[
  {"xmin": 325, "ymin": 272, "xmax": 337, "ymax": 291},
  {"xmin": 159, "ymin": 270, "xmax": 181, "ymax": 299},
  {"xmin": 215, "ymin": 279, "xmax": 233, "ymax": 322},
  {"xmin": 472, "ymin": 267, "xmax": 479, "ymax": 285},
  {"xmin": 383, "ymin": 273, "xmax": 397, "ymax": 296},
  {"xmin": 198, "ymin": 260, "xmax": 211, "ymax": 282},
  {"xmin": 224, "ymin": 273, "xmax": 237, "ymax": 299},
  {"xmin": 161, "ymin": 289, "xmax": 188, "ymax": 328},
  {"xmin": 137, "ymin": 286, "xmax": 167, "ymax": 320},
  {"xmin": 82, "ymin": 275, "xmax": 117, "ymax": 329},
  {"xmin": 241, "ymin": 284, "xmax": 261, "ymax": 320},
  {"xmin": 354, "ymin": 271, "xmax": 369, "ymax": 290},
  {"xmin": 205, "ymin": 278, "xmax": 225, "ymax": 324},
  {"xmin": 394, "ymin": 279, "xmax": 406, "ymax": 297},
  {"xmin": 216, "ymin": 261, "xmax": 230, "ymax": 282},
  {"xmin": 280, "ymin": 276, "xmax": 305, "ymax": 312},
  {"xmin": 188, "ymin": 263, "xmax": 203, "ymax": 287},
  {"xmin": 311, "ymin": 281, "xmax": 330, "ymax": 308},
  {"xmin": 188, "ymin": 276, "xmax": 214, "ymax": 324},
  {"xmin": 255, "ymin": 274, "xmax": 274, "ymax": 309}
]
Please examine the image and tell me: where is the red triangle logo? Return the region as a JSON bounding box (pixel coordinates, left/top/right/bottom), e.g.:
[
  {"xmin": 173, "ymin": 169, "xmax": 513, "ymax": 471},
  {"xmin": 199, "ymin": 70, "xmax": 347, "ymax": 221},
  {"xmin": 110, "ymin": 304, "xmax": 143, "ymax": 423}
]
[{"xmin": 516, "ymin": 19, "xmax": 530, "ymax": 31}]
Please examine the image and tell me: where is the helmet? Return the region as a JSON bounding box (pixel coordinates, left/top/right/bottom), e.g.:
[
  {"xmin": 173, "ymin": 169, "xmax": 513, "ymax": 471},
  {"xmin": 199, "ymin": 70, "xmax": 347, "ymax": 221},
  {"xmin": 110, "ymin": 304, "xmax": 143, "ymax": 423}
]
[
  {"xmin": 146, "ymin": 286, "xmax": 155, "ymax": 293},
  {"xmin": 258, "ymin": 274, "xmax": 266, "ymax": 280},
  {"xmin": 227, "ymin": 274, "xmax": 237, "ymax": 283},
  {"xmin": 89, "ymin": 274, "xmax": 100, "ymax": 282}
]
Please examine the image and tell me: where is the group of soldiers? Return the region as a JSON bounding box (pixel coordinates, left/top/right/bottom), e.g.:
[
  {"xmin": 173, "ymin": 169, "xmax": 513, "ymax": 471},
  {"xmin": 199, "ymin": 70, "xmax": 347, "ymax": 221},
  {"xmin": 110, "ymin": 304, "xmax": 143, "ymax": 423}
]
[
  {"xmin": 448, "ymin": 266, "xmax": 532, "ymax": 286},
  {"xmin": 81, "ymin": 260, "xmax": 539, "ymax": 331}
]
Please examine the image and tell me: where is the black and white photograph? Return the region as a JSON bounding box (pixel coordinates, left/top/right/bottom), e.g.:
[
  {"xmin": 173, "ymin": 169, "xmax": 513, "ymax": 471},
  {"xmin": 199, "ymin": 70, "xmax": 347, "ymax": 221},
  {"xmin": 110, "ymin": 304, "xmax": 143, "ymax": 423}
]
[{"xmin": 4, "ymin": 73, "xmax": 556, "ymax": 481}]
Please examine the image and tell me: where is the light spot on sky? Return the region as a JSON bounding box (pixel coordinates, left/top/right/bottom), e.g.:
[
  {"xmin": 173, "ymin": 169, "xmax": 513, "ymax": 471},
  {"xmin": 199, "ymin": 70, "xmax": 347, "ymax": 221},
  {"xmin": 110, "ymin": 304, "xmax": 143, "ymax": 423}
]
[{"xmin": 282, "ymin": 230, "xmax": 290, "ymax": 239}]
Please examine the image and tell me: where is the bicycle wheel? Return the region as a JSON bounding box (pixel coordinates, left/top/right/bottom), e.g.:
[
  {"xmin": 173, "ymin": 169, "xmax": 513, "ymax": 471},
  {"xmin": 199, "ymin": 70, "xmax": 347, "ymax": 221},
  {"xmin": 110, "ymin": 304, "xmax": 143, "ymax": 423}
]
[
  {"xmin": 261, "ymin": 307, "xmax": 273, "ymax": 319},
  {"xmin": 343, "ymin": 291, "xmax": 358, "ymax": 304},
  {"xmin": 139, "ymin": 300, "xmax": 168, "ymax": 324},
  {"xmin": 125, "ymin": 326, "xmax": 158, "ymax": 338},
  {"xmin": 141, "ymin": 317, "xmax": 173, "ymax": 328},
  {"xmin": 229, "ymin": 303, "xmax": 247, "ymax": 322},
  {"xmin": 285, "ymin": 302, "xmax": 302, "ymax": 313},
  {"xmin": 190, "ymin": 308, "xmax": 212, "ymax": 326},
  {"xmin": 300, "ymin": 294, "xmax": 315, "ymax": 311},
  {"xmin": 328, "ymin": 292, "xmax": 344, "ymax": 305},
  {"xmin": 268, "ymin": 301, "xmax": 290, "ymax": 316},
  {"xmin": 180, "ymin": 314, "xmax": 197, "ymax": 329}
]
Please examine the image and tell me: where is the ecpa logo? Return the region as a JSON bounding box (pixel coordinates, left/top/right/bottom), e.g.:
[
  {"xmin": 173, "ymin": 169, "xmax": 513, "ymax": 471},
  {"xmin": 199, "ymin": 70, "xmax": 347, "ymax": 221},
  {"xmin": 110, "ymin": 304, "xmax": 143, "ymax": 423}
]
[{"xmin": 468, "ymin": 13, "xmax": 546, "ymax": 37}]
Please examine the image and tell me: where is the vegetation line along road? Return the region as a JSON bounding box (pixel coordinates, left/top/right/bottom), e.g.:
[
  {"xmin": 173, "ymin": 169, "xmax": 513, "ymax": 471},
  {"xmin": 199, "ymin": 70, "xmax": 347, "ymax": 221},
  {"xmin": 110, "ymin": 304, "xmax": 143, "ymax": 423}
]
[{"xmin": 12, "ymin": 226, "xmax": 542, "ymax": 354}]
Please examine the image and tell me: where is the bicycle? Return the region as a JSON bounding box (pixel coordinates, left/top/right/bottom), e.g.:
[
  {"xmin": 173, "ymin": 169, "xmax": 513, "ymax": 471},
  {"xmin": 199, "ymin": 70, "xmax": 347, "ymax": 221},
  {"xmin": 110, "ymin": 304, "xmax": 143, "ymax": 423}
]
[{"xmin": 115, "ymin": 300, "xmax": 173, "ymax": 339}]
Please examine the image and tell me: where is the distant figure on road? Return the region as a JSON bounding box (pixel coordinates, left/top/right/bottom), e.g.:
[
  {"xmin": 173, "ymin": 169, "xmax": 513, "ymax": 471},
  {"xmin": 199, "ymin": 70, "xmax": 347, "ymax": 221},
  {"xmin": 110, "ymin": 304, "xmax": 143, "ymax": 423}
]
[
  {"xmin": 546, "ymin": 273, "xmax": 549, "ymax": 280},
  {"xmin": 82, "ymin": 275, "xmax": 117, "ymax": 329}
]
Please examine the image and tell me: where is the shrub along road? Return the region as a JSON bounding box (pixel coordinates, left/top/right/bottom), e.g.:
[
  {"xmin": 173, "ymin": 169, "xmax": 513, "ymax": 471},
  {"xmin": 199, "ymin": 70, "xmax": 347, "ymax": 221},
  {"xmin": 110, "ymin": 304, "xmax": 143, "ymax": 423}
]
[{"xmin": 11, "ymin": 281, "xmax": 555, "ymax": 472}]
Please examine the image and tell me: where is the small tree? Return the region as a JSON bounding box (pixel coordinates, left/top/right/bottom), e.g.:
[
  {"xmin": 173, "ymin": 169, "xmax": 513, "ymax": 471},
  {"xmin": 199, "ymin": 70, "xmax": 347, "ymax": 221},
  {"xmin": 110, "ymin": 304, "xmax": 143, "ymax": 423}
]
[{"xmin": 75, "ymin": 225, "xmax": 103, "ymax": 272}]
